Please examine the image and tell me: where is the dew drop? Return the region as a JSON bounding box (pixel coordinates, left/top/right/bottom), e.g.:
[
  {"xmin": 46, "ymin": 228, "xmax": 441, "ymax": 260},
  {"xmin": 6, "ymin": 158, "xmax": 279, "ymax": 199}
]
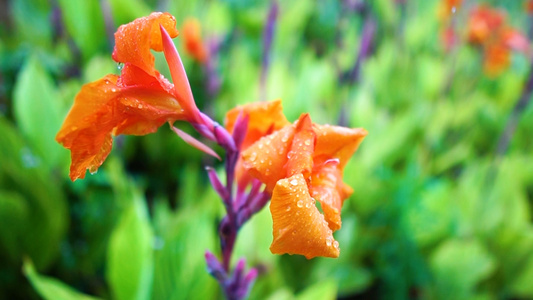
[
  {"xmin": 290, "ymin": 178, "xmax": 299, "ymax": 186},
  {"xmin": 249, "ymin": 152, "xmax": 257, "ymax": 162},
  {"xmin": 304, "ymin": 140, "xmax": 311, "ymax": 146},
  {"xmin": 333, "ymin": 241, "xmax": 339, "ymax": 249},
  {"xmin": 286, "ymin": 206, "xmax": 291, "ymax": 212},
  {"xmin": 117, "ymin": 62, "xmax": 124, "ymax": 70},
  {"xmin": 291, "ymin": 231, "xmax": 296, "ymax": 236},
  {"xmin": 111, "ymin": 88, "xmax": 117, "ymax": 92},
  {"xmin": 297, "ymin": 200, "xmax": 304, "ymax": 208},
  {"xmin": 326, "ymin": 237, "xmax": 332, "ymax": 247},
  {"xmin": 305, "ymin": 202, "xmax": 311, "ymax": 208},
  {"xmin": 258, "ymin": 144, "xmax": 263, "ymax": 149},
  {"xmin": 281, "ymin": 135, "xmax": 289, "ymax": 142}
]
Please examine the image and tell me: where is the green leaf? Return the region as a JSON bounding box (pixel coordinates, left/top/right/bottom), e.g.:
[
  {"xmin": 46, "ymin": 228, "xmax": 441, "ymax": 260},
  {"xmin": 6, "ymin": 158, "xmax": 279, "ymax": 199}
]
[
  {"xmin": 57, "ymin": 0, "xmax": 106, "ymax": 61},
  {"xmin": 108, "ymin": 0, "xmax": 151, "ymax": 26},
  {"xmin": 0, "ymin": 190, "xmax": 28, "ymax": 261},
  {"xmin": 296, "ymin": 280, "xmax": 337, "ymax": 300},
  {"xmin": 430, "ymin": 239, "xmax": 495, "ymax": 299},
  {"xmin": 107, "ymin": 191, "xmax": 154, "ymax": 300},
  {"xmin": 151, "ymin": 199, "xmax": 218, "ymax": 300},
  {"xmin": 24, "ymin": 259, "xmax": 102, "ymax": 300},
  {"xmin": 13, "ymin": 55, "xmax": 66, "ymax": 169},
  {"xmin": 0, "ymin": 117, "xmax": 67, "ymax": 269}
]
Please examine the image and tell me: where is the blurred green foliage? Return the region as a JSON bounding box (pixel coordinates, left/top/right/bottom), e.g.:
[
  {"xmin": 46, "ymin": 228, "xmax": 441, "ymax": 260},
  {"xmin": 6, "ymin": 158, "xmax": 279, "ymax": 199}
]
[{"xmin": 1, "ymin": 0, "xmax": 533, "ymax": 299}]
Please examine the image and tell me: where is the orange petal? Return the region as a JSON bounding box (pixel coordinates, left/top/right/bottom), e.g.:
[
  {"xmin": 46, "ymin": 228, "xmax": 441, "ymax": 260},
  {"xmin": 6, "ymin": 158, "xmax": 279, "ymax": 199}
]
[
  {"xmin": 309, "ymin": 160, "xmax": 347, "ymax": 231},
  {"xmin": 112, "ymin": 12, "xmax": 179, "ymax": 77},
  {"xmin": 160, "ymin": 24, "xmax": 201, "ymax": 124},
  {"xmin": 285, "ymin": 114, "xmax": 315, "ymax": 178},
  {"xmin": 313, "ymin": 124, "xmax": 367, "ymax": 169},
  {"xmin": 242, "ymin": 125, "xmax": 295, "ymax": 191},
  {"xmin": 56, "ymin": 74, "xmax": 186, "ymax": 181},
  {"xmin": 225, "ymin": 100, "xmax": 290, "ymax": 150},
  {"xmin": 483, "ymin": 43, "xmax": 510, "ymax": 77},
  {"xmin": 182, "ymin": 18, "xmax": 208, "ymax": 64},
  {"xmin": 270, "ymin": 174, "xmax": 340, "ymax": 259}
]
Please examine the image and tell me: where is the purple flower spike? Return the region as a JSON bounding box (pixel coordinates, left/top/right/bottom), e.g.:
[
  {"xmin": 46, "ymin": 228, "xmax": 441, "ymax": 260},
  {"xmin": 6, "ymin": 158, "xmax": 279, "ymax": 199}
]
[
  {"xmin": 205, "ymin": 251, "xmax": 227, "ymax": 282},
  {"xmin": 206, "ymin": 167, "xmax": 229, "ymax": 201},
  {"xmin": 231, "ymin": 112, "xmax": 249, "ymax": 150},
  {"xmin": 214, "ymin": 124, "xmax": 237, "ymax": 152}
]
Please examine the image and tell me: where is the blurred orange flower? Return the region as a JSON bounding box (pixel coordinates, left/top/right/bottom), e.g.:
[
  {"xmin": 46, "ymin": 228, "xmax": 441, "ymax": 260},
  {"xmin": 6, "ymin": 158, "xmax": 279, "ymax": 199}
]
[
  {"xmin": 182, "ymin": 18, "xmax": 209, "ymax": 64},
  {"xmin": 526, "ymin": 0, "xmax": 533, "ymax": 14},
  {"xmin": 466, "ymin": 5, "xmax": 529, "ymax": 76},
  {"xmin": 56, "ymin": 12, "xmax": 199, "ymax": 180},
  {"xmin": 240, "ymin": 111, "xmax": 367, "ymax": 259}
]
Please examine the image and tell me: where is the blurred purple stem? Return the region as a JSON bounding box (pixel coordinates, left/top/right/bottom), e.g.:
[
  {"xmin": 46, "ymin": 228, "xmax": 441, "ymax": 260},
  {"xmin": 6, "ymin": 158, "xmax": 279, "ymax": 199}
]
[
  {"xmin": 260, "ymin": 1, "xmax": 279, "ymax": 101},
  {"xmin": 496, "ymin": 60, "xmax": 533, "ymax": 156}
]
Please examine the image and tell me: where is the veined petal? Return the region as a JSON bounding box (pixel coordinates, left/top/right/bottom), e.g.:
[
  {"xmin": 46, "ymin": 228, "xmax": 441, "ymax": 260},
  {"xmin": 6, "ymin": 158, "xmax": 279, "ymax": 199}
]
[
  {"xmin": 313, "ymin": 124, "xmax": 367, "ymax": 169},
  {"xmin": 112, "ymin": 12, "xmax": 179, "ymax": 76},
  {"xmin": 242, "ymin": 125, "xmax": 295, "ymax": 191},
  {"xmin": 270, "ymin": 174, "xmax": 340, "ymax": 259},
  {"xmin": 225, "ymin": 100, "xmax": 290, "ymax": 150}
]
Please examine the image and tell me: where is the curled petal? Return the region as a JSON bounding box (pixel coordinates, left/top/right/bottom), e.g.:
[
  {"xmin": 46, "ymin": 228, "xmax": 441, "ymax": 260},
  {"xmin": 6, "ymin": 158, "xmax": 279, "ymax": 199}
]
[
  {"xmin": 225, "ymin": 100, "xmax": 290, "ymax": 150},
  {"xmin": 112, "ymin": 12, "xmax": 179, "ymax": 76},
  {"xmin": 270, "ymin": 174, "xmax": 340, "ymax": 259},
  {"xmin": 309, "ymin": 160, "xmax": 348, "ymax": 231},
  {"xmin": 313, "ymin": 124, "xmax": 367, "ymax": 169}
]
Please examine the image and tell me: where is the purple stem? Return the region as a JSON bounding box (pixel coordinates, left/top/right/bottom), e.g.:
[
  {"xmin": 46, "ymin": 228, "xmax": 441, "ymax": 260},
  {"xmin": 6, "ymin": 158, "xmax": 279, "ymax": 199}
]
[
  {"xmin": 496, "ymin": 60, "xmax": 533, "ymax": 156},
  {"xmin": 260, "ymin": 0, "xmax": 279, "ymax": 101}
]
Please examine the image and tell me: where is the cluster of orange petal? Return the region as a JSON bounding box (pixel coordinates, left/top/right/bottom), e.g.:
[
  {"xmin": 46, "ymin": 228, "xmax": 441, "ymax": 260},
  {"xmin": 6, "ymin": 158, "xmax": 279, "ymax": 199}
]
[
  {"xmin": 466, "ymin": 5, "xmax": 530, "ymax": 76},
  {"xmin": 225, "ymin": 101, "xmax": 367, "ymax": 258},
  {"xmin": 56, "ymin": 12, "xmax": 204, "ymax": 180},
  {"xmin": 56, "ymin": 12, "xmax": 368, "ymax": 259}
]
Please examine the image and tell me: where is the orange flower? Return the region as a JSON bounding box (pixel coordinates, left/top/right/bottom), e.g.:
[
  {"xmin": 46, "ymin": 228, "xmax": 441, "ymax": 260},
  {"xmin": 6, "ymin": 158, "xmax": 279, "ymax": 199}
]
[
  {"xmin": 467, "ymin": 5, "xmax": 505, "ymax": 45},
  {"xmin": 466, "ymin": 5, "xmax": 530, "ymax": 76},
  {"xmin": 483, "ymin": 43, "xmax": 510, "ymax": 77},
  {"xmin": 182, "ymin": 18, "xmax": 208, "ymax": 64},
  {"xmin": 241, "ymin": 112, "xmax": 367, "ymax": 259},
  {"xmin": 56, "ymin": 12, "xmax": 200, "ymax": 180},
  {"xmin": 225, "ymin": 100, "xmax": 290, "ymax": 187}
]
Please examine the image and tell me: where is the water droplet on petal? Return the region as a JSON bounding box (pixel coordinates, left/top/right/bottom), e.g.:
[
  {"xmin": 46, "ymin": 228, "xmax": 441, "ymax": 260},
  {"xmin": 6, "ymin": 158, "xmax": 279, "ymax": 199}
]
[
  {"xmin": 305, "ymin": 202, "xmax": 310, "ymax": 208},
  {"xmin": 326, "ymin": 237, "xmax": 332, "ymax": 247},
  {"xmin": 117, "ymin": 62, "xmax": 124, "ymax": 70},
  {"xmin": 286, "ymin": 206, "xmax": 291, "ymax": 212},
  {"xmin": 297, "ymin": 200, "xmax": 304, "ymax": 208},
  {"xmin": 304, "ymin": 139, "xmax": 311, "ymax": 146},
  {"xmin": 290, "ymin": 178, "xmax": 298, "ymax": 186},
  {"xmin": 281, "ymin": 135, "xmax": 289, "ymax": 142},
  {"xmin": 333, "ymin": 241, "xmax": 339, "ymax": 249},
  {"xmin": 249, "ymin": 152, "xmax": 257, "ymax": 162}
]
